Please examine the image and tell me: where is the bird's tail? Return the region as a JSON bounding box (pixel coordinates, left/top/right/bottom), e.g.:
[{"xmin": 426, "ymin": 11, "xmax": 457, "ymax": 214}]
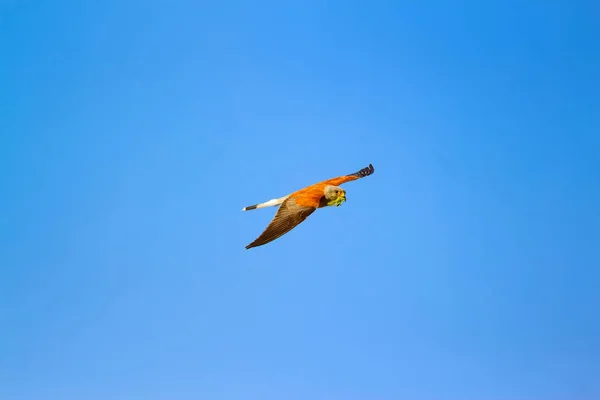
[{"xmin": 242, "ymin": 196, "xmax": 288, "ymax": 211}]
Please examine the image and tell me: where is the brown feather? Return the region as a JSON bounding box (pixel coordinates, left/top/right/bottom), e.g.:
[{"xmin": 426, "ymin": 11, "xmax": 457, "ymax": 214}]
[{"xmin": 245, "ymin": 197, "xmax": 316, "ymax": 249}]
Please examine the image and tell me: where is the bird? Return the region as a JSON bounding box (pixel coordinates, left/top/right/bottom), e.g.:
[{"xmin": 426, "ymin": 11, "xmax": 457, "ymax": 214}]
[{"xmin": 242, "ymin": 163, "xmax": 375, "ymax": 249}]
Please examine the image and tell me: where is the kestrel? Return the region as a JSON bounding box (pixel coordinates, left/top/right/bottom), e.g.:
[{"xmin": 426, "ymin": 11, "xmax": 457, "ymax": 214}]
[{"xmin": 243, "ymin": 163, "xmax": 375, "ymax": 249}]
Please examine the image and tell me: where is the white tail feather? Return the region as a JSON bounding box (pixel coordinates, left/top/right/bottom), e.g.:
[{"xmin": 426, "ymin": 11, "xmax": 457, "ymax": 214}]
[{"xmin": 242, "ymin": 196, "xmax": 288, "ymax": 211}]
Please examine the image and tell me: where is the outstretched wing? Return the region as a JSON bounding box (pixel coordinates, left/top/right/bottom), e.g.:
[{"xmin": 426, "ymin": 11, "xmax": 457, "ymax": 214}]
[
  {"xmin": 320, "ymin": 163, "xmax": 375, "ymax": 186},
  {"xmin": 245, "ymin": 197, "xmax": 316, "ymax": 249}
]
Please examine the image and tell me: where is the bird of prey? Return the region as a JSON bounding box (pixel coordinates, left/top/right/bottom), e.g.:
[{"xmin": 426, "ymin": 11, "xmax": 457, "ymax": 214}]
[{"xmin": 242, "ymin": 164, "xmax": 375, "ymax": 249}]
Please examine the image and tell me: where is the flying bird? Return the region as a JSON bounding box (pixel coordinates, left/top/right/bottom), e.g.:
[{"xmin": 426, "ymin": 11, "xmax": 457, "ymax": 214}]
[{"xmin": 243, "ymin": 164, "xmax": 375, "ymax": 249}]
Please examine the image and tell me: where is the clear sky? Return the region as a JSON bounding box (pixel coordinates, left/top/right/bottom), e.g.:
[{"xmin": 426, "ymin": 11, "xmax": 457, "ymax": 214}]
[{"xmin": 1, "ymin": 1, "xmax": 599, "ymax": 399}]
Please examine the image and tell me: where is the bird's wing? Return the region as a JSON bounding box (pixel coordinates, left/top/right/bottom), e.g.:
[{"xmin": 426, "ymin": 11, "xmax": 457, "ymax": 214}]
[
  {"xmin": 245, "ymin": 197, "xmax": 316, "ymax": 249},
  {"xmin": 320, "ymin": 163, "xmax": 375, "ymax": 186}
]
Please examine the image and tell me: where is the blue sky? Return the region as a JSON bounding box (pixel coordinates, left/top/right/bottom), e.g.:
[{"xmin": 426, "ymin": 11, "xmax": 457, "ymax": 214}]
[{"xmin": 1, "ymin": 1, "xmax": 599, "ymax": 399}]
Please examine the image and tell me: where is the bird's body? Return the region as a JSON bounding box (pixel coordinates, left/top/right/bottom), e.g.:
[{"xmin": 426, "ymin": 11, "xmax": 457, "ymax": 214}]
[{"xmin": 243, "ymin": 164, "xmax": 374, "ymax": 249}]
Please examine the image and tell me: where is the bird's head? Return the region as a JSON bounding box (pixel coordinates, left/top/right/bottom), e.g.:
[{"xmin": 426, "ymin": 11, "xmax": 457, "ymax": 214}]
[{"xmin": 324, "ymin": 185, "xmax": 346, "ymax": 207}]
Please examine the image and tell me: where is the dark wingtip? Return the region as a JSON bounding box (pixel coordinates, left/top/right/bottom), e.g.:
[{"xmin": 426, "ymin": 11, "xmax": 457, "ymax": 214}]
[
  {"xmin": 351, "ymin": 163, "xmax": 375, "ymax": 178},
  {"xmin": 243, "ymin": 204, "xmax": 258, "ymax": 211}
]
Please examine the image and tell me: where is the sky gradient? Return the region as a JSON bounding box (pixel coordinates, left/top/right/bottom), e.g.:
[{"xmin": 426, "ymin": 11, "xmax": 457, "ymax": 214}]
[{"xmin": 1, "ymin": 1, "xmax": 599, "ymax": 399}]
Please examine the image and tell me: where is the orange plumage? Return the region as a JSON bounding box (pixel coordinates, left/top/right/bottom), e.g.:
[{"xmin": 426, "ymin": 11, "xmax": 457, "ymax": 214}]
[{"xmin": 288, "ymin": 175, "xmax": 361, "ymax": 208}]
